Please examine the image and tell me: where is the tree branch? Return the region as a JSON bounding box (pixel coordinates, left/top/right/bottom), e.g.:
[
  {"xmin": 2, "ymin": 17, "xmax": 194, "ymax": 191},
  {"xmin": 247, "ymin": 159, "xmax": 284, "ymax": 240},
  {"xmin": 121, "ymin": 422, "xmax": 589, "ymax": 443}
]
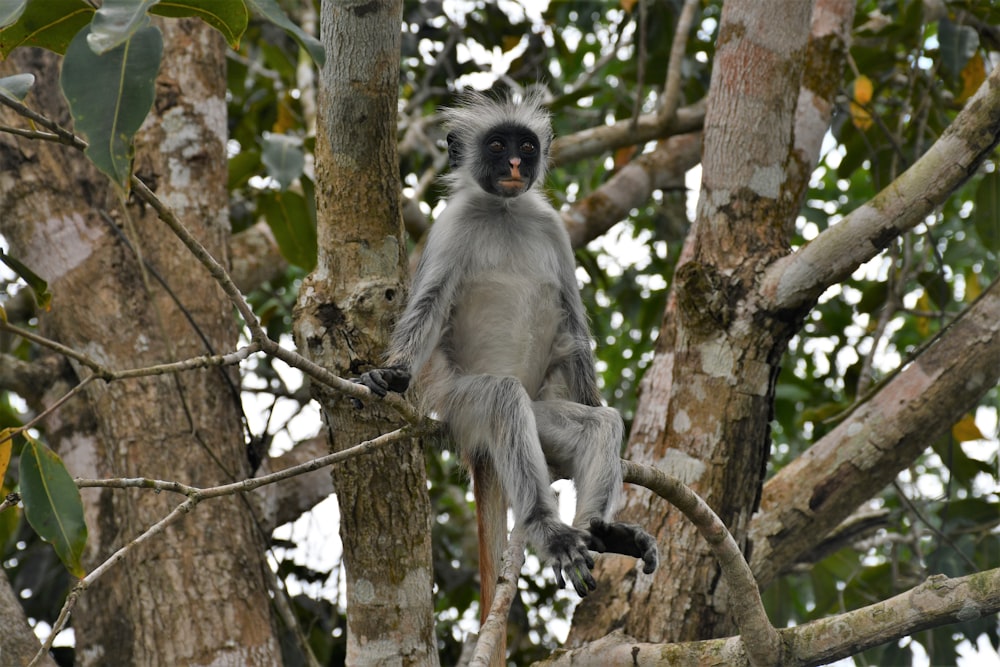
[
  {"xmin": 255, "ymin": 433, "xmax": 335, "ymax": 531},
  {"xmin": 76, "ymin": 426, "xmax": 412, "ymax": 499},
  {"xmin": 562, "ymin": 132, "xmax": 701, "ymax": 248},
  {"xmin": 622, "ymin": 460, "xmax": 781, "ymax": 666},
  {"xmin": 550, "ymin": 100, "xmax": 705, "ymax": 166},
  {"xmin": 469, "ymin": 528, "xmax": 526, "ymax": 667},
  {"xmin": 656, "ymin": 0, "xmax": 700, "ymax": 126},
  {"xmin": 762, "ymin": 62, "xmax": 1000, "ymax": 312},
  {"xmin": 0, "ymin": 97, "xmax": 424, "ymax": 425},
  {"xmin": 538, "ymin": 568, "xmax": 1000, "ymax": 666},
  {"xmin": 750, "ymin": 276, "xmax": 1000, "ymax": 589},
  {"xmin": 0, "ymin": 352, "xmax": 64, "ymax": 402}
]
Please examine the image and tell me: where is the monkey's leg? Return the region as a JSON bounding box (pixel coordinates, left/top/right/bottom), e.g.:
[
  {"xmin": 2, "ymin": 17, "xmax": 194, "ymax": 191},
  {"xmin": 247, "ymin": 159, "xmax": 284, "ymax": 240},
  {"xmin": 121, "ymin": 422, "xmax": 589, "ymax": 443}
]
[
  {"xmin": 533, "ymin": 400, "xmax": 624, "ymax": 524},
  {"xmin": 446, "ymin": 375, "xmax": 597, "ymax": 595},
  {"xmin": 535, "ymin": 400, "xmax": 659, "ymax": 574}
]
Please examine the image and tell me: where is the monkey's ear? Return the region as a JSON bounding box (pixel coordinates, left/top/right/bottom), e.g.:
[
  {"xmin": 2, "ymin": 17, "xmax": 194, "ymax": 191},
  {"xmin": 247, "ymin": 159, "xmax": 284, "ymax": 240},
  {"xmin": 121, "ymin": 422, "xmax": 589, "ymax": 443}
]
[{"xmin": 446, "ymin": 131, "xmax": 462, "ymax": 170}]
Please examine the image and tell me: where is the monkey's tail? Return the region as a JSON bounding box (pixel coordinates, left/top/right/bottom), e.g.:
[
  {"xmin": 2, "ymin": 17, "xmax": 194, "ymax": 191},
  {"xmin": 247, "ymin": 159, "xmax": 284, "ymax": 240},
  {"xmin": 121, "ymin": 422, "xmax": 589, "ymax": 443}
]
[{"xmin": 473, "ymin": 461, "xmax": 508, "ymax": 667}]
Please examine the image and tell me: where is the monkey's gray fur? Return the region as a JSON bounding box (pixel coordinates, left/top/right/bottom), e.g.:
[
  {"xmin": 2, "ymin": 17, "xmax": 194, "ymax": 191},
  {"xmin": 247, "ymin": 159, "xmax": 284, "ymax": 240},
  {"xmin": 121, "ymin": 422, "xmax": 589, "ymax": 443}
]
[{"xmin": 362, "ymin": 91, "xmax": 658, "ymax": 605}]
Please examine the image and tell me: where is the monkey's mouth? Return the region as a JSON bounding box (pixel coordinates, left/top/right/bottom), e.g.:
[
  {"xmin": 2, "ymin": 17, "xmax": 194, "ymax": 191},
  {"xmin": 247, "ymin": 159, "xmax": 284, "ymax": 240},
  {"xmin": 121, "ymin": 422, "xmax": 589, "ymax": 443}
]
[{"xmin": 498, "ymin": 178, "xmax": 526, "ymax": 189}]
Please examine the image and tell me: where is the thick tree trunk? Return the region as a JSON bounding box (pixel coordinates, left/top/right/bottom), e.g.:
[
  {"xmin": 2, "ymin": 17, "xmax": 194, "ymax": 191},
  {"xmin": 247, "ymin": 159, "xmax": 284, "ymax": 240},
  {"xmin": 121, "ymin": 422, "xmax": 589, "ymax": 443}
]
[
  {"xmin": 0, "ymin": 21, "xmax": 280, "ymax": 666},
  {"xmin": 293, "ymin": 1, "xmax": 439, "ymax": 665},
  {"xmin": 570, "ymin": 0, "xmax": 817, "ymax": 644}
]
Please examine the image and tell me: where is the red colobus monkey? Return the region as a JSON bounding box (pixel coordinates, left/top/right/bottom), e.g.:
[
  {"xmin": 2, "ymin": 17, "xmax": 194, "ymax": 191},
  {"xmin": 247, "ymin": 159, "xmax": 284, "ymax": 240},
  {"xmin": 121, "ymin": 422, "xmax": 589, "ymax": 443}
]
[{"xmin": 361, "ymin": 91, "xmax": 657, "ymax": 663}]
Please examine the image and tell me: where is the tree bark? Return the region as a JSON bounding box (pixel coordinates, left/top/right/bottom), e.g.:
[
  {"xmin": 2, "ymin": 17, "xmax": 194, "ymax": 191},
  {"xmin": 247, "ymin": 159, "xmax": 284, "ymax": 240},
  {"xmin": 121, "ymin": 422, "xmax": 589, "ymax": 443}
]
[
  {"xmin": 570, "ymin": 0, "xmax": 816, "ymax": 644},
  {"xmin": 0, "ymin": 20, "xmax": 280, "ymax": 666},
  {"xmin": 292, "ymin": 1, "xmax": 439, "ymax": 665}
]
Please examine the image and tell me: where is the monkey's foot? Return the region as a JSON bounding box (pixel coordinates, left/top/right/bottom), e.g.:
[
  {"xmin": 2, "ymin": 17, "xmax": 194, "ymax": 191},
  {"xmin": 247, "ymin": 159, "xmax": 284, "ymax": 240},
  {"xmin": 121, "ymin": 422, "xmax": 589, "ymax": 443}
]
[
  {"xmin": 542, "ymin": 524, "xmax": 598, "ymax": 597},
  {"xmin": 586, "ymin": 518, "xmax": 659, "ymax": 574},
  {"xmin": 356, "ymin": 365, "xmax": 411, "ymax": 397}
]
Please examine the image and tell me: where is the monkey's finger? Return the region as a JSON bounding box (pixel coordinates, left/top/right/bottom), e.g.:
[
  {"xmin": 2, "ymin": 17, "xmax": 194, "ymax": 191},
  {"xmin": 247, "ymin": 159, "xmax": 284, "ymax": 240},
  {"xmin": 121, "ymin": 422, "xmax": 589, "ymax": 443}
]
[
  {"xmin": 356, "ymin": 372, "xmax": 389, "ymax": 397},
  {"xmin": 552, "ymin": 561, "xmax": 567, "ymax": 590},
  {"xmin": 568, "ymin": 563, "xmax": 596, "ymax": 596}
]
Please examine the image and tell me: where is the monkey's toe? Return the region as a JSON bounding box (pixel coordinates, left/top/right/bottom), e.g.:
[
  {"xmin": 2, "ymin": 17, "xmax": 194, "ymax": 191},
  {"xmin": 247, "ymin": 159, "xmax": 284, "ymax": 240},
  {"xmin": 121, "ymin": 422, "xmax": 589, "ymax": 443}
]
[{"xmin": 587, "ymin": 518, "xmax": 659, "ymax": 574}]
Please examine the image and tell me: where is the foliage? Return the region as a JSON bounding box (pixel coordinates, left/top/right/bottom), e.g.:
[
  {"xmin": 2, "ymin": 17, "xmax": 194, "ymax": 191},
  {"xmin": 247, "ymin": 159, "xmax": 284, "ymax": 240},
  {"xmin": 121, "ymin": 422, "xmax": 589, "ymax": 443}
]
[{"xmin": 1, "ymin": 0, "xmax": 998, "ymax": 665}]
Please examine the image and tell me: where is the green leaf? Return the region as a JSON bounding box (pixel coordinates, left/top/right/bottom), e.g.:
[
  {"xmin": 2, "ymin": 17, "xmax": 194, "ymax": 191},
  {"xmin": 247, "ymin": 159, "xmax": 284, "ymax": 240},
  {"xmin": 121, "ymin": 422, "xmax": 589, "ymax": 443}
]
[
  {"xmin": 151, "ymin": 0, "xmax": 248, "ymax": 50},
  {"xmin": 245, "ymin": 0, "xmax": 325, "ymax": 67},
  {"xmin": 0, "ymin": 0, "xmax": 28, "ymax": 30},
  {"xmin": 939, "ymin": 18, "xmax": 979, "ymax": 81},
  {"xmin": 260, "ymin": 190, "xmax": 317, "ymax": 271},
  {"xmin": 61, "ymin": 24, "xmax": 163, "ymax": 191},
  {"xmin": 19, "ymin": 434, "xmax": 88, "ymax": 578},
  {"xmin": 0, "ymin": 71, "xmax": 33, "ymax": 101},
  {"xmin": 87, "ymin": 0, "xmax": 156, "ymax": 54},
  {"xmin": 0, "ymin": 249, "xmax": 51, "ymax": 309},
  {"xmin": 0, "ymin": 0, "xmax": 94, "ymax": 58},
  {"xmin": 261, "ymin": 132, "xmax": 304, "ymax": 190},
  {"xmin": 974, "ymin": 169, "xmax": 1000, "ymax": 251},
  {"xmin": 228, "ymin": 147, "xmax": 261, "ymax": 190}
]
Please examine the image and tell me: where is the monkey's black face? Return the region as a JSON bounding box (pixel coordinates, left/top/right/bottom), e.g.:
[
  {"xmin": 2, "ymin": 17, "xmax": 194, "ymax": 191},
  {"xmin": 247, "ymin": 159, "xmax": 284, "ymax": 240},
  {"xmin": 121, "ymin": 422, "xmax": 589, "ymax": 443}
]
[{"xmin": 448, "ymin": 123, "xmax": 542, "ymax": 198}]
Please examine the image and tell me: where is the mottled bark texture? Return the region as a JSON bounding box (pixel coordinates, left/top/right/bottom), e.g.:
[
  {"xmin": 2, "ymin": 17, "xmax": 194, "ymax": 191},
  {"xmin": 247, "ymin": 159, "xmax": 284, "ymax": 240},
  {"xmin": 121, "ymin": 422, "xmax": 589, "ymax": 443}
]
[
  {"xmin": 570, "ymin": 0, "xmax": 820, "ymax": 644},
  {"xmin": 292, "ymin": 1, "xmax": 439, "ymax": 665},
  {"xmin": 0, "ymin": 21, "xmax": 280, "ymax": 666}
]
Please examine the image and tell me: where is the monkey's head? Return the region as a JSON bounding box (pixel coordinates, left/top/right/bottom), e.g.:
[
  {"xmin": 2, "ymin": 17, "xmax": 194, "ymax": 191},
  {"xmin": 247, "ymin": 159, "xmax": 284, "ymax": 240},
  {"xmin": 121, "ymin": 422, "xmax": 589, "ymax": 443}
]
[{"xmin": 442, "ymin": 90, "xmax": 553, "ymax": 198}]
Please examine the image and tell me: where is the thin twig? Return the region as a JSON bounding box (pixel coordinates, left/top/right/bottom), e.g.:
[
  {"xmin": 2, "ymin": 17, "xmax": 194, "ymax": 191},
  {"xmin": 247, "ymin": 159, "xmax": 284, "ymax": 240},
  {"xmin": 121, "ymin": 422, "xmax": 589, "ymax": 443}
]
[
  {"xmin": 34, "ymin": 428, "xmax": 414, "ymax": 667},
  {"xmin": 658, "ymin": 0, "xmax": 700, "ymax": 124}
]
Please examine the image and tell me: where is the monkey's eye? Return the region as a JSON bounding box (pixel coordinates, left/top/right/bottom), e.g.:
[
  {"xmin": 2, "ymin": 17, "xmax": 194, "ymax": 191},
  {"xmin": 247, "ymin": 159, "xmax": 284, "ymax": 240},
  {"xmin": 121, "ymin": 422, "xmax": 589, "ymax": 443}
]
[
  {"xmin": 520, "ymin": 141, "xmax": 537, "ymax": 155},
  {"xmin": 488, "ymin": 140, "xmax": 505, "ymax": 153}
]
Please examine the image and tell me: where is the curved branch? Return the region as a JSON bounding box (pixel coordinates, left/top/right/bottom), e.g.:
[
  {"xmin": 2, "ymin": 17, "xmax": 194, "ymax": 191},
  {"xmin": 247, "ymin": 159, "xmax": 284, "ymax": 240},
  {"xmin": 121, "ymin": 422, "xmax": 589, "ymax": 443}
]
[
  {"xmin": 762, "ymin": 62, "xmax": 1000, "ymax": 312},
  {"xmin": 751, "ymin": 276, "xmax": 1000, "ymax": 588},
  {"xmin": 622, "ymin": 460, "xmax": 780, "ymax": 667}
]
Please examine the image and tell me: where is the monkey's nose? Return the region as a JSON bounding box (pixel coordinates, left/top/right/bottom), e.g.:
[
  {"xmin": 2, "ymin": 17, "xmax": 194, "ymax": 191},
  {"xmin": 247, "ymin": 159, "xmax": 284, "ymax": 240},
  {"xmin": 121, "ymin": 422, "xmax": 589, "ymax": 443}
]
[{"xmin": 509, "ymin": 157, "xmax": 522, "ymax": 179}]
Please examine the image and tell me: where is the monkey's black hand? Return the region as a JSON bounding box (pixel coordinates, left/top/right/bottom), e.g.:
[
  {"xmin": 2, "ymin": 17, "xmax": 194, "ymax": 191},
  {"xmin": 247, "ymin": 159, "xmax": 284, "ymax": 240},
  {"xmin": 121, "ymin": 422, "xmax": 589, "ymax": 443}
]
[
  {"xmin": 586, "ymin": 518, "xmax": 659, "ymax": 575},
  {"xmin": 547, "ymin": 525, "xmax": 597, "ymax": 597},
  {"xmin": 356, "ymin": 365, "xmax": 411, "ymax": 397}
]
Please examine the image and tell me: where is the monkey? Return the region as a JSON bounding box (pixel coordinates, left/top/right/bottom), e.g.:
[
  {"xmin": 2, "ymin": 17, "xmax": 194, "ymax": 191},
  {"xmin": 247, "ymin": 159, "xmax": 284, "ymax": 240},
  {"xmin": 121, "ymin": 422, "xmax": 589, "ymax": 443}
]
[{"xmin": 361, "ymin": 91, "xmax": 658, "ymax": 644}]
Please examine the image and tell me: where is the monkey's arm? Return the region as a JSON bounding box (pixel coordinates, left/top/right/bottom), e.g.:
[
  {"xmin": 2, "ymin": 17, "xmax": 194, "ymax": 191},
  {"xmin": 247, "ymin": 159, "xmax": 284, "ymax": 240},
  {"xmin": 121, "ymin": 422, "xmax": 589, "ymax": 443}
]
[
  {"xmin": 359, "ymin": 228, "xmax": 461, "ymax": 397},
  {"xmin": 555, "ymin": 246, "xmax": 604, "ymax": 407}
]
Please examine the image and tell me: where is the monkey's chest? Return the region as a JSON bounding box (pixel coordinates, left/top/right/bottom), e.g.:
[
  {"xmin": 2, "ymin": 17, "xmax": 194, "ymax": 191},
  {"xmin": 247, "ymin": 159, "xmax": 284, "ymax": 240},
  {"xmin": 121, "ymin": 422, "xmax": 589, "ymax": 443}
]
[{"xmin": 447, "ymin": 272, "xmax": 562, "ymax": 390}]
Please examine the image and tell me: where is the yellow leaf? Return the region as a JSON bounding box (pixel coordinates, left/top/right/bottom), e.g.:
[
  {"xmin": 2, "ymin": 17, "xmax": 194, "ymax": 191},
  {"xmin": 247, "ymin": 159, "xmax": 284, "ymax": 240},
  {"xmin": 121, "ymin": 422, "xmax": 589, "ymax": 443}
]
[
  {"xmin": 915, "ymin": 292, "xmax": 931, "ymax": 336},
  {"xmin": 0, "ymin": 303, "xmax": 5, "ymax": 324},
  {"xmin": 272, "ymin": 94, "xmax": 296, "ymax": 134},
  {"xmin": 964, "ymin": 268, "xmax": 982, "ymax": 302},
  {"xmin": 853, "ymin": 75, "xmax": 873, "ymax": 104},
  {"xmin": 621, "ymin": 0, "xmax": 638, "ymax": 12},
  {"xmin": 0, "ymin": 429, "xmax": 12, "ymax": 485},
  {"xmin": 957, "ymin": 54, "xmax": 986, "ymax": 104},
  {"xmin": 850, "ymin": 76, "xmax": 874, "ymax": 130},
  {"xmin": 952, "ymin": 414, "xmax": 985, "ymax": 442}
]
